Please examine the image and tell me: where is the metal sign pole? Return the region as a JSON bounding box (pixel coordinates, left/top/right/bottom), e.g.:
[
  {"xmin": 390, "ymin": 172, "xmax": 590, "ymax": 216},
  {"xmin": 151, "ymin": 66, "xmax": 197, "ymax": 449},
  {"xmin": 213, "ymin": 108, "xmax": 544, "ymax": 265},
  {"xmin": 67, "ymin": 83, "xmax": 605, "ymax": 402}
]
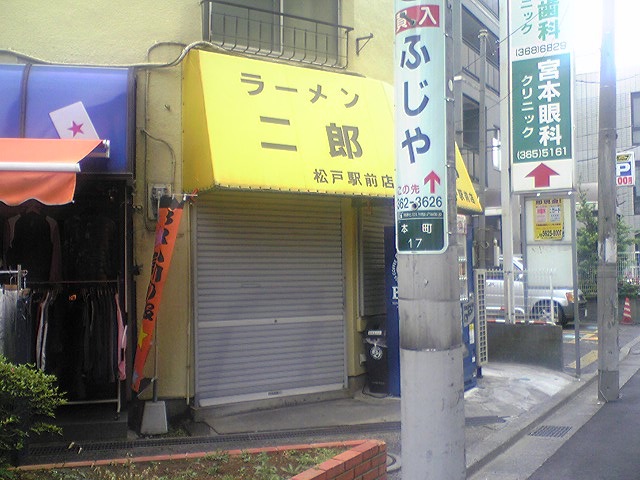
[{"xmin": 571, "ymin": 194, "xmax": 581, "ymax": 378}]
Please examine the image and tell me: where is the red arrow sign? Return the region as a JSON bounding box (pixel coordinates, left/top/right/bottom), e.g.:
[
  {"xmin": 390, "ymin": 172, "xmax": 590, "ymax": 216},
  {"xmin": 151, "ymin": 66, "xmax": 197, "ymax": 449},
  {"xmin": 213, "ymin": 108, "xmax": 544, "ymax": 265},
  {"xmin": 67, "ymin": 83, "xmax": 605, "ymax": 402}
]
[
  {"xmin": 424, "ymin": 171, "xmax": 441, "ymax": 193},
  {"xmin": 525, "ymin": 163, "xmax": 559, "ymax": 188}
]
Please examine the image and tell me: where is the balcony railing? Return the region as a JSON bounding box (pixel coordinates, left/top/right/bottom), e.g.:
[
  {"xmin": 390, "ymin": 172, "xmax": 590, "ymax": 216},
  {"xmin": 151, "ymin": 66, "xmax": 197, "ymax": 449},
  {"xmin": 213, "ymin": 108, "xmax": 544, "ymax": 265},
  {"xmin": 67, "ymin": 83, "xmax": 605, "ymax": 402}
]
[
  {"xmin": 202, "ymin": 0, "xmax": 353, "ymax": 68},
  {"xmin": 461, "ymin": 42, "xmax": 500, "ymax": 94}
]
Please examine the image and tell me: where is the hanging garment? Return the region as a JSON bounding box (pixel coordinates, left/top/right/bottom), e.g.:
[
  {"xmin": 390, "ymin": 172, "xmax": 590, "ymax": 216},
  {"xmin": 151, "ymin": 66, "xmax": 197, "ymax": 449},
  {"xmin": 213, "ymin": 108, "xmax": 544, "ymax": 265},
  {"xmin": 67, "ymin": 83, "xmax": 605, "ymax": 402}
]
[
  {"xmin": 4, "ymin": 210, "xmax": 62, "ymax": 283},
  {"xmin": 0, "ymin": 290, "xmax": 11, "ymax": 358},
  {"xmin": 0, "ymin": 288, "xmax": 32, "ymax": 364},
  {"xmin": 115, "ymin": 292, "xmax": 127, "ymax": 381},
  {"xmin": 63, "ymin": 214, "xmax": 117, "ymax": 281},
  {"xmin": 35, "ymin": 291, "xmax": 54, "ymax": 370},
  {"xmin": 33, "ymin": 286, "xmax": 123, "ymax": 400}
]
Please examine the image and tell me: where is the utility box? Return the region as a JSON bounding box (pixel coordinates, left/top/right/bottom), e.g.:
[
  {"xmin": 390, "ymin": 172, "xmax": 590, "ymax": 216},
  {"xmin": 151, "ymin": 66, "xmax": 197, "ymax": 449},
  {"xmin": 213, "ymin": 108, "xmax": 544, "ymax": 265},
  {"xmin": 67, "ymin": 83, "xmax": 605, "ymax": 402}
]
[{"xmin": 364, "ymin": 329, "xmax": 388, "ymax": 394}]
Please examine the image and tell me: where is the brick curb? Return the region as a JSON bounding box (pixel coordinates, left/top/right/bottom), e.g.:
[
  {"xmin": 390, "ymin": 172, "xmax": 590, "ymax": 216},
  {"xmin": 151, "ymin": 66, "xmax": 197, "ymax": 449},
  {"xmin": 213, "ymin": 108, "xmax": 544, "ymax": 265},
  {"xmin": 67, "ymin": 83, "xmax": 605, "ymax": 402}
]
[{"xmin": 15, "ymin": 439, "xmax": 387, "ymax": 480}]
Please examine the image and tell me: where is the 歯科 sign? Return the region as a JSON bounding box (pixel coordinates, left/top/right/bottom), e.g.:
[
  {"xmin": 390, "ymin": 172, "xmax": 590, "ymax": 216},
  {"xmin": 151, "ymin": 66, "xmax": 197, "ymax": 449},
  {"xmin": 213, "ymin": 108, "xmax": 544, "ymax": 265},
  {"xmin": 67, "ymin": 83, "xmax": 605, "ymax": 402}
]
[{"xmin": 509, "ymin": 0, "xmax": 575, "ymax": 193}]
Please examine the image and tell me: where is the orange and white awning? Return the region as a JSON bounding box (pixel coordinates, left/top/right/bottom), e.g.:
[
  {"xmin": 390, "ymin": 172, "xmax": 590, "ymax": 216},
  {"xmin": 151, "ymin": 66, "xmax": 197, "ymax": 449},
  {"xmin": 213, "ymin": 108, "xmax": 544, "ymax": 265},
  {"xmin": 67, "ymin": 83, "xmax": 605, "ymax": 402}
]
[{"xmin": 0, "ymin": 138, "xmax": 105, "ymax": 205}]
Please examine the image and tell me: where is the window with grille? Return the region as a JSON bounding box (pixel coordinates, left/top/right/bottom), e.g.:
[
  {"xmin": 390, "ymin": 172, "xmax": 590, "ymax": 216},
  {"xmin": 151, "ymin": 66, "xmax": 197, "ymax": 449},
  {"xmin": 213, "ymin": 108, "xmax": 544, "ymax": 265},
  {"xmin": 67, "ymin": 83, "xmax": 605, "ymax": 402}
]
[{"xmin": 202, "ymin": 0, "xmax": 350, "ymax": 68}]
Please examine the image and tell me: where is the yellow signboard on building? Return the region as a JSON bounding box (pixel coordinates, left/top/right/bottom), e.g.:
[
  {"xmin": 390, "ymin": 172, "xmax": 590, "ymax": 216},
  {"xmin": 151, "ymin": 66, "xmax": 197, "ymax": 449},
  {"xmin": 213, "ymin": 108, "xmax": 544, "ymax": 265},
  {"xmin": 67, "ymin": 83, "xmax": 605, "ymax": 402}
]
[
  {"xmin": 182, "ymin": 50, "xmax": 481, "ymax": 212},
  {"xmin": 183, "ymin": 50, "xmax": 394, "ymax": 197}
]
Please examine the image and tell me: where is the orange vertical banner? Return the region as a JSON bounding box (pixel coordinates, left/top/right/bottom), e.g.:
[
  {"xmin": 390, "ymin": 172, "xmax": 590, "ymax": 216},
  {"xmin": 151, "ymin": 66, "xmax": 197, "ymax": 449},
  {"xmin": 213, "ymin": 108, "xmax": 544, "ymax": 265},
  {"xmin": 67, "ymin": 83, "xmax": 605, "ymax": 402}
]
[{"xmin": 132, "ymin": 195, "xmax": 186, "ymax": 392}]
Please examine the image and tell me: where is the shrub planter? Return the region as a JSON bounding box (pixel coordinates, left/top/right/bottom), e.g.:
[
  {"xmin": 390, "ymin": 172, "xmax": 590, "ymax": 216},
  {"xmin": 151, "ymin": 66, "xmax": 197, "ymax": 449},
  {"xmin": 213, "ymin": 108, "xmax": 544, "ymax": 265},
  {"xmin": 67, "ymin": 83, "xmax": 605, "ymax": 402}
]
[
  {"xmin": 291, "ymin": 439, "xmax": 387, "ymax": 480},
  {"xmin": 15, "ymin": 439, "xmax": 388, "ymax": 480},
  {"xmin": 0, "ymin": 356, "xmax": 66, "ymax": 466}
]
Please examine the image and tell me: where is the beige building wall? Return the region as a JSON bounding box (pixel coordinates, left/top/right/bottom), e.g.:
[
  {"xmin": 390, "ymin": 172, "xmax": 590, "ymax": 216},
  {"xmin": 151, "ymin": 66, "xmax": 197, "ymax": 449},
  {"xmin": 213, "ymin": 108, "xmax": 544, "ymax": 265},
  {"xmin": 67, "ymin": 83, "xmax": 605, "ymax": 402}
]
[
  {"xmin": 343, "ymin": 2, "xmax": 395, "ymax": 85},
  {"xmin": 2, "ymin": 0, "xmax": 397, "ymax": 400},
  {"xmin": 2, "ymin": 0, "xmax": 199, "ymax": 399}
]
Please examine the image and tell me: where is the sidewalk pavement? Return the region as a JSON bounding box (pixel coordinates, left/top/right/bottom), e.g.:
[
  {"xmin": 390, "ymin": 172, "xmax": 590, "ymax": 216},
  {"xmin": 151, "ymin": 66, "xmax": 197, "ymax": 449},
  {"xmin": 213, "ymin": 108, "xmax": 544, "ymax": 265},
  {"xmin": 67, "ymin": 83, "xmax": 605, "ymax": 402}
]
[
  {"xmin": 23, "ymin": 331, "xmax": 640, "ymax": 477},
  {"xmin": 195, "ymin": 362, "xmax": 586, "ymax": 475}
]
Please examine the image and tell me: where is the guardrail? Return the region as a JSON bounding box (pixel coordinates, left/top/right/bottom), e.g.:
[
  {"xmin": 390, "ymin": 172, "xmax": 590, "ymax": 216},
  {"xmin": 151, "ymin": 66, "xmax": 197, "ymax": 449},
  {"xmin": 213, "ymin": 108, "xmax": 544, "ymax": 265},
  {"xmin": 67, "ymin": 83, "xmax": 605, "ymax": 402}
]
[
  {"xmin": 579, "ymin": 252, "xmax": 640, "ymax": 298},
  {"xmin": 479, "ymin": 266, "xmax": 563, "ymax": 324}
]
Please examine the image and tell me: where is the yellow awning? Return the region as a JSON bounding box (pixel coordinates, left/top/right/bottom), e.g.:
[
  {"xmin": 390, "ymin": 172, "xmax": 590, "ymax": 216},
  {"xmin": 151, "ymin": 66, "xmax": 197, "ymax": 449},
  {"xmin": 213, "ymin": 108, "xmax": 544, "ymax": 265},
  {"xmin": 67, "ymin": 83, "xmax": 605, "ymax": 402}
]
[
  {"xmin": 182, "ymin": 50, "xmax": 481, "ymax": 212},
  {"xmin": 183, "ymin": 50, "xmax": 394, "ymax": 197}
]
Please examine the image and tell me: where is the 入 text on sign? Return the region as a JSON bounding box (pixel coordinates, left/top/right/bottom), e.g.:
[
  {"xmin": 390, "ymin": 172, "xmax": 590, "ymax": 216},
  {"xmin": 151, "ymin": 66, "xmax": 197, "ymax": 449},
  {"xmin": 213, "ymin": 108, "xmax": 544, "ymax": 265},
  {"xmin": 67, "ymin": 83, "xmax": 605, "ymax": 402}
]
[{"xmin": 394, "ymin": 1, "xmax": 447, "ymax": 254}]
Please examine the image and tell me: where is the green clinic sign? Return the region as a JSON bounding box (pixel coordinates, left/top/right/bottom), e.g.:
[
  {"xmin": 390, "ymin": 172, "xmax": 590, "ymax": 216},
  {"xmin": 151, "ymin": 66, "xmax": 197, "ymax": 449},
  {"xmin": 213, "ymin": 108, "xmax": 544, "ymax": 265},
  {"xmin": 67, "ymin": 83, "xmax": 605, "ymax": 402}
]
[
  {"xmin": 393, "ymin": 1, "xmax": 447, "ymax": 254},
  {"xmin": 511, "ymin": 54, "xmax": 572, "ymax": 163},
  {"xmin": 509, "ymin": 0, "xmax": 575, "ymax": 193}
]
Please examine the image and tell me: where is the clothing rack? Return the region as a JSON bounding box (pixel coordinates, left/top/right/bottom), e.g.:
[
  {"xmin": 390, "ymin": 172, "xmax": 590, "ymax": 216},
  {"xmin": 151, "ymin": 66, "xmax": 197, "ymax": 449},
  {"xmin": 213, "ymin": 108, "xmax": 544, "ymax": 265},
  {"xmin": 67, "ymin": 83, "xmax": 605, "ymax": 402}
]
[
  {"xmin": 0, "ymin": 265, "xmax": 27, "ymax": 290},
  {"xmin": 29, "ymin": 279, "xmax": 119, "ymax": 286},
  {"xmin": 30, "ymin": 279, "xmax": 124, "ymax": 413}
]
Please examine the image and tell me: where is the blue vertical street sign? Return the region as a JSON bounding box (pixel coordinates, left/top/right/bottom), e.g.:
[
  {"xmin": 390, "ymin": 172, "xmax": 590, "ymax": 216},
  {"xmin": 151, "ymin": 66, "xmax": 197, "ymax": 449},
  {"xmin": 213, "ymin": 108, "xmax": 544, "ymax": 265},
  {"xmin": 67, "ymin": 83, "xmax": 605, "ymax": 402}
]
[
  {"xmin": 394, "ymin": 1, "xmax": 448, "ymax": 254},
  {"xmin": 384, "ymin": 226, "xmax": 401, "ymax": 396}
]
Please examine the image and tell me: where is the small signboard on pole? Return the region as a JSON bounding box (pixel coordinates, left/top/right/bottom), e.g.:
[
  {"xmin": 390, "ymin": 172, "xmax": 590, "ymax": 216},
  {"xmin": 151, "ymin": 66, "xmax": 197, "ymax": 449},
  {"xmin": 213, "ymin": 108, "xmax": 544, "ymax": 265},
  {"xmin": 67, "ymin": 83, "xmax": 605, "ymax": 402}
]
[
  {"xmin": 616, "ymin": 151, "xmax": 635, "ymax": 187},
  {"xmin": 533, "ymin": 197, "xmax": 564, "ymax": 241},
  {"xmin": 394, "ymin": 2, "xmax": 447, "ymax": 254}
]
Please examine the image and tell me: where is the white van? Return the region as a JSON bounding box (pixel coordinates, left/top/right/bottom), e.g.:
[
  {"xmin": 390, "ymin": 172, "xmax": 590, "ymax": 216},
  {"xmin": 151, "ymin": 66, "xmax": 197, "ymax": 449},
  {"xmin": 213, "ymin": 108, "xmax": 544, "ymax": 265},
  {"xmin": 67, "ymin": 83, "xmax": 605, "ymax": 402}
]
[{"xmin": 484, "ymin": 256, "xmax": 587, "ymax": 326}]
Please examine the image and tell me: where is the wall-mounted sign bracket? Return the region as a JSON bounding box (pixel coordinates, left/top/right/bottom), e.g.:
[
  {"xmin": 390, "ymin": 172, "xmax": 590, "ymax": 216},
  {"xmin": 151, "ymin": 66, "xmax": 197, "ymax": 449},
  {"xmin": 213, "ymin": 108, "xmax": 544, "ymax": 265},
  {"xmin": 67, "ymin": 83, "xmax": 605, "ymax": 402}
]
[{"xmin": 356, "ymin": 33, "xmax": 374, "ymax": 55}]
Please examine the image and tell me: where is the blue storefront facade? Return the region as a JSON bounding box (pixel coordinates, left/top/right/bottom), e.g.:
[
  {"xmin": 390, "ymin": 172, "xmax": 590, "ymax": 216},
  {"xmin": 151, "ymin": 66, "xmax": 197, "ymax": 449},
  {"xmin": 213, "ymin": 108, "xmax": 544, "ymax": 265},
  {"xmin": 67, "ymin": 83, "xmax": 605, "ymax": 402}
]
[{"xmin": 0, "ymin": 64, "xmax": 136, "ymax": 415}]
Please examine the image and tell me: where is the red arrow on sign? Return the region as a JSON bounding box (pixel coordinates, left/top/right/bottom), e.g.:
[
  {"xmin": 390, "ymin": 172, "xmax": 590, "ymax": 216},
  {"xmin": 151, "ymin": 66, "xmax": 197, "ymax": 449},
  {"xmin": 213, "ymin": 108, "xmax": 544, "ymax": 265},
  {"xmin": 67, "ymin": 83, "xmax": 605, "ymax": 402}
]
[
  {"xmin": 424, "ymin": 171, "xmax": 441, "ymax": 194},
  {"xmin": 525, "ymin": 163, "xmax": 559, "ymax": 188}
]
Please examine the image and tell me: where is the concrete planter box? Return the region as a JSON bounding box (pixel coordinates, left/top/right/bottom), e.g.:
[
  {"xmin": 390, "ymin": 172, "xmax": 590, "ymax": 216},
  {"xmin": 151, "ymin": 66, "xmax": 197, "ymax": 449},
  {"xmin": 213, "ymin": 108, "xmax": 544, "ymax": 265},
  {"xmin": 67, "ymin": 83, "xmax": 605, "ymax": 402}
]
[
  {"xmin": 587, "ymin": 298, "xmax": 640, "ymax": 324},
  {"xmin": 291, "ymin": 440, "xmax": 387, "ymax": 480},
  {"xmin": 487, "ymin": 322, "xmax": 564, "ymax": 371},
  {"xmin": 16, "ymin": 440, "xmax": 388, "ymax": 480}
]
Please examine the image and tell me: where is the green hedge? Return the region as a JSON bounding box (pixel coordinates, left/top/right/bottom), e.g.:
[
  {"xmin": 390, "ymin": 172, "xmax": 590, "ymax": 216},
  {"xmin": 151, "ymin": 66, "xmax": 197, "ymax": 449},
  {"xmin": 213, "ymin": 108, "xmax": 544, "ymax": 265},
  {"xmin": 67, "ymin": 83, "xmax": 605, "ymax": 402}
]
[{"xmin": 0, "ymin": 356, "xmax": 66, "ymax": 463}]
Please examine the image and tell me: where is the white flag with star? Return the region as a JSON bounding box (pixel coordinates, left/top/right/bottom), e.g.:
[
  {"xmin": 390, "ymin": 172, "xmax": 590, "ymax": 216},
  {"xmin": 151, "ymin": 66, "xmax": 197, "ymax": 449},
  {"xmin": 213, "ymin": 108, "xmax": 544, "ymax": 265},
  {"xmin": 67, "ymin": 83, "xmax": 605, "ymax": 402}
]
[{"xmin": 49, "ymin": 101, "xmax": 99, "ymax": 139}]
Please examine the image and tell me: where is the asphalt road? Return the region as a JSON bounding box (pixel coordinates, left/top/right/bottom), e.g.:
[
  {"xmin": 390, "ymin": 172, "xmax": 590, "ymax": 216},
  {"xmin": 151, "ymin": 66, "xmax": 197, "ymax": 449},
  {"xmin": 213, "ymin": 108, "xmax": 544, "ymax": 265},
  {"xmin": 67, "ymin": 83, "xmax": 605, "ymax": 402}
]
[
  {"xmin": 527, "ymin": 357, "xmax": 640, "ymax": 480},
  {"xmin": 562, "ymin": 320, "xmax": 640, "ymax": 377}
]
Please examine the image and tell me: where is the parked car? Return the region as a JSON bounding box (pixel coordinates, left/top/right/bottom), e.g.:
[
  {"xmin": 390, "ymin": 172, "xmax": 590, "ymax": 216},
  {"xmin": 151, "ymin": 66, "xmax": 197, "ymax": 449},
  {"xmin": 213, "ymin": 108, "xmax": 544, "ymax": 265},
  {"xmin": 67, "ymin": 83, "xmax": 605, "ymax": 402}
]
[{"xmin": 484, "ymin": 256, "xmax": 587, "ymax": 326}]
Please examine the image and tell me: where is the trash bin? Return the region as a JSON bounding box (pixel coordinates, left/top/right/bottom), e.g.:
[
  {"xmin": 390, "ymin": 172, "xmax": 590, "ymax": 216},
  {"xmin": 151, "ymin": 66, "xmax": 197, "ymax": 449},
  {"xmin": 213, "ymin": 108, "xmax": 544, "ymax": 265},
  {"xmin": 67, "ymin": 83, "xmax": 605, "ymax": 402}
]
[{"xmin": 364, "ymin": 328, "xmax": 388, "ymax": 393}]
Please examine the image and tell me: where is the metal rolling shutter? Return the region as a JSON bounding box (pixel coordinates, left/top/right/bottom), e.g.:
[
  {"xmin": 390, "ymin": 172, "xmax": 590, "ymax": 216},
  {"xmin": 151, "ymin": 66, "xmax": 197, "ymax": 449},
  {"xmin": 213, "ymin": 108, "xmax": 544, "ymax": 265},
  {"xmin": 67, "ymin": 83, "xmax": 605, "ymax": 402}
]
[
  {"xmin": 360, "ymin": 202, "xmax": 394, "ymax": 318},
  {"xmin": 194, "ymin": 191, "xmax": 346, "ymax": 406}
]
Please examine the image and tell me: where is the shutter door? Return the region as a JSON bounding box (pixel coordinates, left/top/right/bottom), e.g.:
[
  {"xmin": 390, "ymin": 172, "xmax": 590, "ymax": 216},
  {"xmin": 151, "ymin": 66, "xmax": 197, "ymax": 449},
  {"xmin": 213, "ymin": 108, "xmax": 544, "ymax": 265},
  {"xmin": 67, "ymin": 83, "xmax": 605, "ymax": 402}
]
[
  {"xmin": 194, "ymin": 191, "xmax": 346, "ymax": 406},
  {"xmin": 360, "ymin": 202, "xmax": 394, "ymax": 317}
]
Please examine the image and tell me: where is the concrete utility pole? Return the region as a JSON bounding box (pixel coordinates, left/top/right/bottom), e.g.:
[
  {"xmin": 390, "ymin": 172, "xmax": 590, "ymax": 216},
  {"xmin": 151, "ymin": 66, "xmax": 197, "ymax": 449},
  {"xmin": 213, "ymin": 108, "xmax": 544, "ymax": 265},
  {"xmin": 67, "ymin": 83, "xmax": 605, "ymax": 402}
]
[
  {"xmin": 477, "ymin": 29, "xmax": 488, "ymax": 269},
  {"xmin": 395, "ymin": 1, "xmax": 466, "ymax": 478},
  {"xmin": 597, "ymin": 0, "xmax": 619, "ymax": 402}
]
